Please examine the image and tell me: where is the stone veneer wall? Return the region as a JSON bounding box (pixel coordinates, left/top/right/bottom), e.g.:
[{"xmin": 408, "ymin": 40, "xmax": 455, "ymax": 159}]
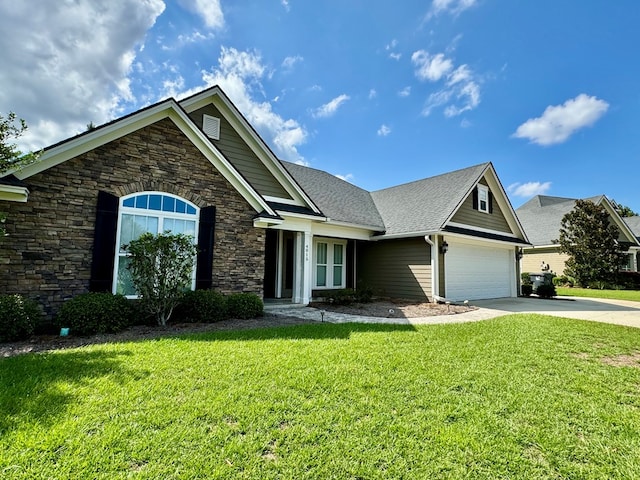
[{"xmin": 0, "ymin": 118, "xmax": 265, "ymax": 318}]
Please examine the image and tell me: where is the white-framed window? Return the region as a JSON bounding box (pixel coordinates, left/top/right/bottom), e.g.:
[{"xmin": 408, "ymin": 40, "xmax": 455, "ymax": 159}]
[
  {"xmin": 313, "ymin": 238, "xmax": 347, "ymax": 289},
  {"xmin": 477, "ymin": 185, "xmax": 489, "ymax": 213},
  {"xmin": 113, "ymin": 192, "xmax": 199, "ymax": 297},
  {"xmin": 620, "ymin": 253, "xmax": 635, "ymax": 272}
]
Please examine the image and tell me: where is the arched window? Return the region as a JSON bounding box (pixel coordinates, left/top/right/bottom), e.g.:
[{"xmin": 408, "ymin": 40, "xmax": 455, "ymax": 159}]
[{"xmin": 114, "ymin": 192, "xmax": 199, "ymax": 296}]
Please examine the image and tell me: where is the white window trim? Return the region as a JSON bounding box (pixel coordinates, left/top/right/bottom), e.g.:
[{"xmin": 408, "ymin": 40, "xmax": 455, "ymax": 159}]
[
  {"xmin": 477, "ymin": 184, "xmax": 490, "ymax": 214},
  {"xmin": 113, "ymin": 192, "xmax": 200, "ymax": 298},
  {"xmin": 313, "ymin": 238, "xmax": 347, "ymax": 289}
]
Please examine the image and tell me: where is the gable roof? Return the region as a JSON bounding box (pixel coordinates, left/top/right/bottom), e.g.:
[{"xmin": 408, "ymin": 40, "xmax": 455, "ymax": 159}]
[
  {"xmin": 516, "ymin": 195, "xmax": 639, "ymax": 246},
  {"xmin": 281, "ymin": 161, "xmax": 385, "ymax": 230},
  {"xmin": 624, "ymin": 216, "xmax": 640, "ymax": 242}
]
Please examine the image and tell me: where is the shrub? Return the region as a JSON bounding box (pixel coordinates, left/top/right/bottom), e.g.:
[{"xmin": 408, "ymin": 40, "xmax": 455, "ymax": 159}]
[
  {"xmin": 553, "ymin": 275, "xmax": 574, "ymax": 287},
  {"xmin": 56, "ymin": 293, "xmax": 133, "ymax": 336},
  {"xmin": 536, "ymin": 284, "xmax": 557, "ymax": 299},
  {"xmin": 0, "ymin": 295, "xmax": 40, "ymax": 342},
  {"xmin": 178, "ymin": 290, "xmax": 227, "ymax": 323},
  {"xmin": 318, "ymin": 288, "xmax": 358, "ymax": 305},
  {"xmin": 521, "ymin": 284, "xmax": 533, "ymax": 297},
  {"xmin": 124, "ymin": 232, "xmax": 198, "ymax": 326},
  {"xmin": 521, "ymin": 272, "xmax": 532, "ymax": 285},
  {"xmin": 354, "ymin": 284, "xmax": 374, "ymax": 303},
  {"xmin": 226, "ymin": 293, "xmax": 264, "ymax": 319}
]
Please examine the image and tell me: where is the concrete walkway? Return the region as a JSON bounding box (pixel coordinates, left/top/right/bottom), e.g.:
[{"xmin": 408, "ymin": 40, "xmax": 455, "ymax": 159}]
[{"xmin": 265, "ymin": 296, "xmax": 640, "ymax": 328}]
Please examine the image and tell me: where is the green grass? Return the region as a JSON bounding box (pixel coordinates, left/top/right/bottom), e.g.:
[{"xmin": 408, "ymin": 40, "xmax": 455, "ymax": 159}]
[
  {"xmin": 2, "ymin": 316, "xmax": 640, "ymax": 479},
  {"xmin": 557, "ymin": 287, "xmax": 640, "ymax": 302}
]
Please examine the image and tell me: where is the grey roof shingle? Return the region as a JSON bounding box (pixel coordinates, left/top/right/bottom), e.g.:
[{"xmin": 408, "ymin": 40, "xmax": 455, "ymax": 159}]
[
  {"xmin": 515, "ymin": 195, "xmax": 578, "ymax": 246},
  {"xmin": 624, "ymin": 216, "xmax": 640, "ymax": 241},
  {"xmin": 281, "ymin": 161, "xmax": 385, "ymax": 230},
  {"xmin": 370, "ymin": 163, "xmax": 490, "ymax": 236}
]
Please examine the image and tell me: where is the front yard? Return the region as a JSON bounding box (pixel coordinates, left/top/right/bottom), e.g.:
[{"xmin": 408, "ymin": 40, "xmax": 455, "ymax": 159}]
[
  {"xmin": 556, "ymin": 287, "xmax": 640, "ymax": 302},
  {"xmin": 2, "ymin": 315, "xmax": 640, "ymax": 478}
]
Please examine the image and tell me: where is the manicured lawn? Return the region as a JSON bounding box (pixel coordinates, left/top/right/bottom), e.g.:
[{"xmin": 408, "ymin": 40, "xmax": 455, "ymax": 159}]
[
  {"xmin": 2, "ymin": 316, "xmax": 640, "ymax": 479},
  {"xmin": 557, "ymin": 287, "xmax": 640, "ymax": 302}
]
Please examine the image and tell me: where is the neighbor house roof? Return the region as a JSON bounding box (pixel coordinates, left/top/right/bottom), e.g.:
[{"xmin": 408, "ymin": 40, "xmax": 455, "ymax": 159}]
[
  {"xmin": 516, "ymin": 195, "xmax": 639, "ymax": 246},
  {"xmin": 370, "ymin": 163, "xmax": 490, "ymax": 236},
  {"xmin": 624, "ymin": 216, "xmax": 640, "ymax": 242},
  {"xmin": 281, "ymin": 161, "xmax": 385, "ymax": 230}
]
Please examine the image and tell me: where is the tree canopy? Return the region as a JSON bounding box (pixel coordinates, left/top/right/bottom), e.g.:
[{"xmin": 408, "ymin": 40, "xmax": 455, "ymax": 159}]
[
  {"xmin": 556, "ymin": 199, "xmax": 628, "ymax": 287},
  {"xmin": 612, "ymin": 200, "xmax": 638, "ymax": 218},
  {"xmin": 0, "ymin": 112, "xmax": 38, "ymax": 174}
]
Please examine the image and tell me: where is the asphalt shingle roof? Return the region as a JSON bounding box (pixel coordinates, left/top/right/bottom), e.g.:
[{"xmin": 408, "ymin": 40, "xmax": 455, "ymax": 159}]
[
  {"xmin": 370, "ymin": 163, "xmax": 490, "ymax": 236},
  {"xmin": 624, "ymin": 216, "xmax": 640, "ymax": 241},
  {"xmin": 281, "ymin": 161, "xmax": 385, "ymax": 230},
  {"xmin": 515, "ymin": 196, "xmax": 578, "ymax": 246}
]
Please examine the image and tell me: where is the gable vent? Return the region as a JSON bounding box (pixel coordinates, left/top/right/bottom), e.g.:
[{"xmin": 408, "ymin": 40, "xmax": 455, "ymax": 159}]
[{"xmin": 203, "ymin": 114, "xmax": 220, "ymax": 140}]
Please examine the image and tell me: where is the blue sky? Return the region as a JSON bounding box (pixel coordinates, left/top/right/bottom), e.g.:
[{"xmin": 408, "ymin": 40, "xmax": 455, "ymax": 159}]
[{"xmin": 1, "ymin": 1, "xmax": 639, "ymax": 212}]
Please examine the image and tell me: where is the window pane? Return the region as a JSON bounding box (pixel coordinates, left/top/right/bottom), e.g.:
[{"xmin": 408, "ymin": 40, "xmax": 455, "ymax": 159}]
[
  {"xmin": 317, "ymin": 243, "xmax": 327, "ymax": 264},
  {"xmin": 116, "ymin": 256, "xmax": 136, "ymax": 296},
  {"xmin": 123, "ymin": 197, "xmax": 135, "ymax": 208},
  {"xmin": 149, "ymin": 194, "xmax": 162, "ymax": 211},
  {"xmin": 184, "ymin": 220, "xmax": 196, "ymax": 238},
  {"xmin": 163, "ymin": 218, "xmax": 175, "ymax": 233},
  {"xmin": 176, "ymin": 199, "xmax": 186, "ymax": 214},
  {"xmin": 316, "ymin": 265, "xmax": 327, "ymax": 286},
  {"xmin": 333, "ymin": 266, "xmax": 343, "ymax": 286},
  {"xmin": 333, "ymin": 244, "xmax": 343, "ymax": 265},
  {"xmin": 119, "ymin": 214, "xmax": 134, "ymax": 251},
  {"xmin": 135, "ymin": 194, "xmax": 148, "ymax": 209},
  {"xmin": 187, "ymin": 205, "xmax": 196, "ymax": 215},
  {"xmin": 163, "ymin": 196, "xmax": 175, "ymax": 212}
]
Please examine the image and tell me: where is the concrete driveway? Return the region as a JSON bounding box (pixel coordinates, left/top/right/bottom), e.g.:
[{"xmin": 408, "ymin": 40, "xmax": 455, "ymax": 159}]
[{"xmin": 472, "ymin": 296, "xmax": 640, "ymax": 328}]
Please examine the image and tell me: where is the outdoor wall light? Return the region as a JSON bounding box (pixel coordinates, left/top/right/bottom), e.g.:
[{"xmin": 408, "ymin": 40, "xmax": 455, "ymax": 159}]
[
  {"xmin": 440, "ymin": 241, "xmax": 449, "ymax": 254},
  {"xmin": 516, "ymin": 248, "xmax": 524, "ymax": 260}
]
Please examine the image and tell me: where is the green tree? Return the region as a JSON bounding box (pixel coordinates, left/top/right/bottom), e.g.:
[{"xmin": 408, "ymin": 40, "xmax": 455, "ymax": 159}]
[
  {"xmin": 612, "ymin": 200, "xmax": 638, "ymax": 218},
  {"xmin": 123, "ymin": 232, "xmax": 198, "ymax": 326},
  {"xmin": 1, "ymin": 112, "xmax": 39, "ymax": 239},
  {"xmin": 556, "ymin": 199, "xmax": 628, "ymax": 287}
]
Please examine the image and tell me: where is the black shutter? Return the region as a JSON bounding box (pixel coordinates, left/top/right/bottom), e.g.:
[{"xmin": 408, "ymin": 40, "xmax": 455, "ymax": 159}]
[
  {"xmin": 472, "ymin": 187, "xmax": 478, "ymax": 210},
  {"xmin": 196, "ymin": 206, "xmax": 216, "ymax": 290},
  {"xmin": 488, "ymin": 192, "xmax": 494, "ymax": 213},
  {"xmin": 90, "ymin": 191, "xmax": 119, "ymax": 292}
]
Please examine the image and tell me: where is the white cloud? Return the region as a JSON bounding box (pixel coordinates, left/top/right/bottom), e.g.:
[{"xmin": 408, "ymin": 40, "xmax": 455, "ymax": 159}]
[
  {"xmin": 413, "ymin": 50, "xmax": 481, "ymax": 117},
  {"xmin": 398, "ymin": 87, "xmax": 411, "ymax": 97},
  {"xmin": 281, "ymin": 0, "xmax": 291, "ymax": 11},
  {"xmin": 178, "ymin": 0, "xmax": 224, "ymax": 29},
  {"xmin": 512, "ymin": 94, "xmax": 610, "ymax": 146},
  {"xmin": 508, "ymin": 181, "xmax": 552, "ymax": 197},
  {"xmin": 175, "ymin": 47, "xmax": 308, "ymax": 162},
  {"xmin": 313, "ymin": 94, "xmax": 350, "ymax": 118},
  {"xmin": 0, "ymin": 0, "xmax": 166, "ymax": 151},
  {"xmin": 377, "ymin": 125, "xmax": 391, "ymax": 136},
  {"xmin": 411, "ymin": 51, "xmax": 454, "ymax": 82},
  {"xmin": 282, "ymin": 55, "xmax": 303, "ymax": 70},
  {"xmin": 335, "ymin": 173, "xmax": 354, "ymax": 183},
  {"xmin": 429, "ymin": 0, "xmax": 477, "ymax": 17},
  {"xmin": 368, "ymin": 89, "xmax": 377, "ymax": 99},
  {"xmin": 385, "ymin": 39, "xmax": 401, "ymax": 60}
]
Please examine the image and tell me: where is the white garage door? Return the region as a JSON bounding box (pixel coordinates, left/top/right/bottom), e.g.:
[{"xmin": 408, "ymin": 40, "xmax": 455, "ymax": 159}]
[{"xmin": 445, "ymin": 240, "xmax": 514, "ymax": 301}]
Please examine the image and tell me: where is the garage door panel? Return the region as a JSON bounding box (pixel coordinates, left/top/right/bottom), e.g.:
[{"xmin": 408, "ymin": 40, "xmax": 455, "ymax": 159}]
[{"xmin": 445, "ymin": 241, "xmax": 513, "ymax": 300}]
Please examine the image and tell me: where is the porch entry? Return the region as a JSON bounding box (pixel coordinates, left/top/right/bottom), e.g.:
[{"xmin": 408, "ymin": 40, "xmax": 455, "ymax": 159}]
[{"xmin": 263, "ymin": 229, "xmax": 296, "ymax": 301}]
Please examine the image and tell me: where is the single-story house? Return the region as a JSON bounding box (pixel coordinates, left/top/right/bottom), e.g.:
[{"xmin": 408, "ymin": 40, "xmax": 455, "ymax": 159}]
[
  {"xmin": 0, "ymin": 86, "xmax": 529, "ymax": 318},
  {"xmin": 516, "ymin": 195, "xmax": 640, "ymax": 275}
]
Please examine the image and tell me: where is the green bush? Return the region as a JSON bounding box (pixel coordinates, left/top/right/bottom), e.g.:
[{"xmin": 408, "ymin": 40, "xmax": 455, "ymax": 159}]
[
  {"xmin": 0, "ymin": 295, "xmax": 40, "ymax": 342},
  {"xmin": 521, "ymin": 272, "xmax": 532, "ymax": 285},
  {"xmin": 521, "ymin": 284, "xmax": 533, "ymax": 297},
  {"xmin": 354, "ymin": 285, "xmax": 374, "ymax": 303},
  {"xmin": 553, "ymin": 275, "xmax": 574, "ymax": 287},
  {"xmin": 56, "ymin": 293, "xmax": 133, "ymax": 336},
  {"xmin": 536, "ymin": 284, "xmax": 557, "ymax": 299},
  {"xmin": 226, "ymin": 293, "xmax": 264, "ymax": 320},
  {"xmin": 178, "ymin": 289, "xmax": 227, "ymax": 323}
]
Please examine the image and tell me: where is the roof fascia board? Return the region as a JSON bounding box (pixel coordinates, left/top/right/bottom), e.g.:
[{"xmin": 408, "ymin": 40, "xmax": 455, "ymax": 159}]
[
  {"xmin": 12, "ymin": 99, "xmax": 277, "ymax": 217},
  {"xmin": 598, "ymin": 197, "xmax": 640, "ymax": 245},
  {"xmin": 180, "ymin": 88, "xmax": 322, "ymax": 213},
  {"xmin": 443, "ymin": 163, "xmax": 530, "ymax": 242},
  {"xmin": 0, "ymin": 185, "xmax": 29, "ymax": 202}
]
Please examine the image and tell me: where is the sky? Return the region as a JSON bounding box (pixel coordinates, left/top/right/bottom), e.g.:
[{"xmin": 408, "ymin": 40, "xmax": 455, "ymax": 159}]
[{"xmin": 1, "ymin": 0, "xmax": 639, "ymax": 213}]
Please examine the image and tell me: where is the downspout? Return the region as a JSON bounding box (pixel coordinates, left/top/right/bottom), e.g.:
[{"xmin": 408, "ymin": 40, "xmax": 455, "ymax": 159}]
[{"xmin": 424, "ymin": 235, "xmax": 438, "ymax": 301}]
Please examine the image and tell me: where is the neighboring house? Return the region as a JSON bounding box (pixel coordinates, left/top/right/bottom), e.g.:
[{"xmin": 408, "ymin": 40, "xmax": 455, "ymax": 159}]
[
  {"xmin": 516, "ymin": 195, "xmax": 640, "ymax": 275},
  {"xmin": 0, "ymin": 86, "xmax": 529, "ymax": 318}
]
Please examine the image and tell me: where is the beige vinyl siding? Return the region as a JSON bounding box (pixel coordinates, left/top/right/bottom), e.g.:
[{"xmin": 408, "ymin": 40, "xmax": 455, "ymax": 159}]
[
  {"xmin": 357, "ymin": 237, "xmax": 432, "ymax": 300},
  {"xmin": 521, "ymin": 247, "xmax": 570, "ymax": 275},
  {"xmin": 189, "ymin": 105, "xmax": 292, "ymax": 199},
  {"xmin": 450, "ymin": 178, "xmax": 511, "ymax": 233}
]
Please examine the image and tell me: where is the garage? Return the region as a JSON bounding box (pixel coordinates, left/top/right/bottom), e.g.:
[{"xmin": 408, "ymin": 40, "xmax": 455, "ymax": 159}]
[{"xmin": 444, "ymin": 238, "xmax": 516, "ymax": 301}]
